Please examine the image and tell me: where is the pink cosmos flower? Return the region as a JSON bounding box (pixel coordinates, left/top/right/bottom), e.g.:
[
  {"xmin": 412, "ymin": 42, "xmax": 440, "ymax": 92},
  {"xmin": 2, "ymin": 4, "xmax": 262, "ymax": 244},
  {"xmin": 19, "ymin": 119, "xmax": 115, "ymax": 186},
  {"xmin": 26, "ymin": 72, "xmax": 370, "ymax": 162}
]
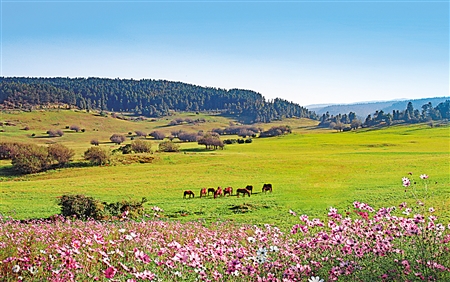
[
  {"xmin": 104, "ymin": 266, "xmax": 116, "ymax": 279},
  {"xmin": 402, "ymin": 177, "xmax": 411, "ymax": 187},
  {"xmin": 420, "ymin": 174, "xmax": 429, "ymax": 179}
]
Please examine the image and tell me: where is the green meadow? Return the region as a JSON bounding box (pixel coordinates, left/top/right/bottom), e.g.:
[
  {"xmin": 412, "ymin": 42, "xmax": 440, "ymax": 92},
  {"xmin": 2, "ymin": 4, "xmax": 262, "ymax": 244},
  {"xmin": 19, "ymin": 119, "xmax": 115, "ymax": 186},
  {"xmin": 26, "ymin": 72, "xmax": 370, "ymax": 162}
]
[{"xmin": 1, "ymin": 110, "xmax": 449, "ymax": 228}]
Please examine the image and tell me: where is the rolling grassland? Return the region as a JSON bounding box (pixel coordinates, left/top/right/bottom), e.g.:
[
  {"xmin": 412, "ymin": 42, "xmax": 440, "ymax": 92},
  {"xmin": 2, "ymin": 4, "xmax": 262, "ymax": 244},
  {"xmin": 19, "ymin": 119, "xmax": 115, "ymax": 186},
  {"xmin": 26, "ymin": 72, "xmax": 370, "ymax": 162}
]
[{"xmin": 0, "ymin": 110, "xmax": 448, "ymax": 228}]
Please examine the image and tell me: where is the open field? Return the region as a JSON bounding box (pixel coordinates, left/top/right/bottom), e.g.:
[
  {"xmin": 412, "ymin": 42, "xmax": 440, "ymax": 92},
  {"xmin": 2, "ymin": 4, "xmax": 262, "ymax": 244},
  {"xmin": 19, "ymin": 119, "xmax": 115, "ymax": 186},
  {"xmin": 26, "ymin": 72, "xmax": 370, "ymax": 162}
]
[{"xmin": 1, "ymin": 110, "xmax": 449, "ymax": 228}]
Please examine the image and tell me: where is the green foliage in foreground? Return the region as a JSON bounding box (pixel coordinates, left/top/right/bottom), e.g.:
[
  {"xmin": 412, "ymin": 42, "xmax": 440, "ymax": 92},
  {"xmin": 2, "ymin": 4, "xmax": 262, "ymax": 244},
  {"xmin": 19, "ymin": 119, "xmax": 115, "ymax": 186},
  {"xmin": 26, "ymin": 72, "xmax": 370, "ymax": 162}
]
[{"xmin": 0, "ymin": 113, "xmax": 448, "ymax": 229}]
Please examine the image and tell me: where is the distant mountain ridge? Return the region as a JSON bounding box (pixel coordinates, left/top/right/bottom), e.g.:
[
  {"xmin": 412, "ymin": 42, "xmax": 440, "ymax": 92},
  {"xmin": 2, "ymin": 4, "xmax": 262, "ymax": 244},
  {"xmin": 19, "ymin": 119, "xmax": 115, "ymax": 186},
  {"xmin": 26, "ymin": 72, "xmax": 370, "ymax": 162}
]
[{"xmin": 310, "ymin": 97, "xmax": 449, "ymax": 118}]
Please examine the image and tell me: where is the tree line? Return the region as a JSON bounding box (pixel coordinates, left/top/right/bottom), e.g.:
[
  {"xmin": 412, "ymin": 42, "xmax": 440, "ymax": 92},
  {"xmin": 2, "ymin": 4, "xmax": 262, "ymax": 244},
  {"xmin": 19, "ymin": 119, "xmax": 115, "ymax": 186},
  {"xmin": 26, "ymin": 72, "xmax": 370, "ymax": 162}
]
[
  {"xmin": 0, "ymin": 77, "xmax": 317, "ymax": 123},
  {"xmin": 319, "ymin": 100, "xmax": 449, "ymax": 130}
]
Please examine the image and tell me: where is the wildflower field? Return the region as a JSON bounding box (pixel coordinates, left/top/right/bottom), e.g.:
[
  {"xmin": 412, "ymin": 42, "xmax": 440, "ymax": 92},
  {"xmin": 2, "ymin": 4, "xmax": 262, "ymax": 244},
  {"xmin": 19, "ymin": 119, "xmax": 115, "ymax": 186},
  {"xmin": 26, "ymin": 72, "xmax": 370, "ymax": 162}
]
[
  {"xmin": 0, "ymin": 111, "xmax": 449, "ymax": 280},
  {"xmin": 1, "ymin": 201, "xmax": 449, "ymax": 281}
]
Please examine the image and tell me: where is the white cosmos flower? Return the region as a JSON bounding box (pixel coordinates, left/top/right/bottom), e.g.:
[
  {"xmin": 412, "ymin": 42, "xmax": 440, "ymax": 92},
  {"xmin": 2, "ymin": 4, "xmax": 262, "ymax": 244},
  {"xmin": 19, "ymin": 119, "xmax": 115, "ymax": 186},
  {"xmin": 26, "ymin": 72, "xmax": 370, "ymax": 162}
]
[
  {"xmin": 308, "ymin": 276, "xmax": 324, "ymax": 282},
  {"xmin": 269, "ymin": 245, "xmax": 279, "ymax": 252},
  {"xmin": 12, "ymin": 265, "xmax": 20, "ymax": 273}
]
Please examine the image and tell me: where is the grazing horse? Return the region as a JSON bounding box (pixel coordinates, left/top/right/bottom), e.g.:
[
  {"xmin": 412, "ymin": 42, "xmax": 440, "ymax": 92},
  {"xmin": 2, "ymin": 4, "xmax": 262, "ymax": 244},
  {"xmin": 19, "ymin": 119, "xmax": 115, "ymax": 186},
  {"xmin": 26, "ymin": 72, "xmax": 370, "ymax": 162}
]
[
  {"xmin": 214, "ymin": 187, "xmax": 223, "ymax": 199},
  {"xmin": 245, "ymin": 185, "xmax": 253, "ymax": 194},
  {"xmin": 200, "ymin": 188, "xmax": 207, "ymax": 198},
  {"xmin": 223, "ymin": 186, "xmax": 233, "ymax": 196},
  {"xmin": 207, "ymin": 188, "xmax": 216, "ymax": 196},
  {"xmin": 183, "ymin": 190, "xmax": 195, "ymax": 198},
  {"xmin": 236, "ymin": 188, "xmax": 251, "ymax": 197},
  {"xmin": 262, "ymin": 183, "xmax": 272, "ymax": 193}
]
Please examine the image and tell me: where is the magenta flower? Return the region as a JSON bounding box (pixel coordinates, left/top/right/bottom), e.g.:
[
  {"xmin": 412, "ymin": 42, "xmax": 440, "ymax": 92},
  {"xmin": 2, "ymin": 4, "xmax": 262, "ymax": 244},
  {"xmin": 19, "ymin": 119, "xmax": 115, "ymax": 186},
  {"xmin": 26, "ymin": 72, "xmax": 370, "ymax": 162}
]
[{"xmin": 104, "ymin": 266, "xmax": 117, "ymax": 279}]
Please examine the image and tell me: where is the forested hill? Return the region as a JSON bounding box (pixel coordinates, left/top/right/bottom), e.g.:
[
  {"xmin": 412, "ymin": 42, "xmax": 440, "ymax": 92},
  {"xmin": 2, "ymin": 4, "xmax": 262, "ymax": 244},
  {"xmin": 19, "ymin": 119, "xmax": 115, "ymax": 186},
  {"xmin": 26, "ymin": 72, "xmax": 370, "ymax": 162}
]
[{"xmin": 0, "ymin": 77, "xmax": 316, "ymax": 123}]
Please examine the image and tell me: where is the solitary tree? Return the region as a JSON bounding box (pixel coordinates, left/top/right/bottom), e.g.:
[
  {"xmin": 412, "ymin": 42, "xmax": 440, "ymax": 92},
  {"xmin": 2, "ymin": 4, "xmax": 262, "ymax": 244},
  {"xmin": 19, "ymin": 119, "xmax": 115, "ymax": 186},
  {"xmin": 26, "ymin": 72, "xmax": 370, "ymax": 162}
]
[
  {"xmin": 48, "ymin": 143, "xmax": 75, "ymax": 166},
  {"xmin": 131, "ymin": 140, "xmax": 152, "ymax": 153},
  {"xmin": 110, "ymin": 134, "xmax": 126, "ymax": 145},
  {"xmin": 84, "ymin": 147, "xmax": 111, "ymax": 165},
  {"xmin": 158, "ymin": 141, "xmax": 180, "ymax": 152},
  {"xmin": 150, "ymin": 131, "xmax": 166, "ymax": 140},
  {"xmin": 11, "ymin": 144, "xmax": 51, "ymax": 174},
  {"xmin": 70, "ymin": 125, "xmax": 81, "ymax": 132}
]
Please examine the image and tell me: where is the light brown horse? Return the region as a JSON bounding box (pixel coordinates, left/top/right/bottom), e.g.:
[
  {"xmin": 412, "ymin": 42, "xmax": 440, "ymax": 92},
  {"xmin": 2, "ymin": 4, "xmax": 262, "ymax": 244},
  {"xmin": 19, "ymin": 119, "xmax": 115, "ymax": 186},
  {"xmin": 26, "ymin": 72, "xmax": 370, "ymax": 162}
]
[
  {"xmin": 200, "ymin": 188, "xmax": 207, "ymax": 198},
  {"xmin": 223, "ymin": 186, "xmax": 233, "ymax": 196},
  {"xmin": 262, "ymin": 183, "xmax": 272, "ymax": 193},
  {"xmin": 207, "ymin": 188, "xmax": 216, "ymax": 196},
  {"xmin": 214, "ymin": 187, "xmax": 223, "ymax": 199},
  {"xmin": 245, "ymin": 185, "xmax": 253, "ymax": 194},
  {"xmin": 183, "ymin": 190, "xmax": 195, "ymax": 198},
  {"xmin": 236, "ymin": 188, "xmax": 251, "ymax": 197}
]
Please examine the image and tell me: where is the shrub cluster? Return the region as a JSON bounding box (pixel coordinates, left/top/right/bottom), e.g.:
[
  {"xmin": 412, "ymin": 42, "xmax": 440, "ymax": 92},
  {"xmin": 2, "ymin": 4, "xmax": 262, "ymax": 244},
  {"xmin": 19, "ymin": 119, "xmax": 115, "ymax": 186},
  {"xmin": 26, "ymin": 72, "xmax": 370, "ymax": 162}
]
[
  {"xmin": 197, "ymin": 133, "xmax": 224, "ymax": 150},
  {"xmin": 150, "ymin": 131, "xmax": 166, "ymax": 140},
  {"xmin": 110, "ymin": 134, "xmax": 126, "ymax": 145},
  {"xmin": 212, "ymin": 125, "xmax": 260, "ymax": 137},
  {"xmin": 158, "ymin": 141, "xmax": 180, "ymax": 152},
  {"xmin": 57, "ymin": 194, "xmax": 148, "ymax": 220},
  {"xmin": 83, "ymin": 147, "xmax": 111, "ymax": 165},
  {"xmin": 259, "ymin": 125, "xmax": 291, "ymax": 137},
  {"xmin": 1, "ymin": 142, "xmax": 74, "ymax": 174},
  {"xmin": 224, "ymin": 138, "xmax": 252, "ymax": 144},
  {"xmin": 46, "ymin": 129, "xmax": 64, "ymax": 137}
]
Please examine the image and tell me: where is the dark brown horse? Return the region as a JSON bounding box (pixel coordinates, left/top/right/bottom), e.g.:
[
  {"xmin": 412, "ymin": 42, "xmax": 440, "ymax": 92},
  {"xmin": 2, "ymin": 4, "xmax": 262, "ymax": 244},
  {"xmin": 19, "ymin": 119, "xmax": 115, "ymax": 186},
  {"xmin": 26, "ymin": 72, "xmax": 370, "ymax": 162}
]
[
  {"xmin": 214, "ymin": 187, "xmax": 223, "ymax": 199},
  {"xmin": 262, "ymin": 183, "xmax": 272, "ymax": 193},
  {"xmin": 183, "ymin": 190, "xmax": 195, "ymax": 198},
  {"xmin": 200, "ymin": 188, "xmax": 207, "ymax": 198},
  {"xmin": 245, "ymin": 185, "xmax": 253, "ymax": 194},
  {"xmin": 207, "ymin": 188, "xmax": 216, "ymax": 196},
  {"xmin": 223, "ymin": 186, "xmax": 233, "ymax": 196},
  {"xmin": 236, "ymin": 188, "xmax": 251, "ymax": 197}
]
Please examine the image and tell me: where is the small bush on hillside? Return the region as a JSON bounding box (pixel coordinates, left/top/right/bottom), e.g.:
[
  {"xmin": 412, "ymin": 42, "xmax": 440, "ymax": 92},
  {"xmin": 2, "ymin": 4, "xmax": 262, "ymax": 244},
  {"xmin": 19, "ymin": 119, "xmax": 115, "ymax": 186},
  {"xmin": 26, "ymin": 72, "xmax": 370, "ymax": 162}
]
[
  {"xmin": 150, "ymin": 131, "xmax": 166, "ymax": 140},
  {"xmin": 90, "ymin": 139, "xmax": 99, "ymax": 146},
  {"xmin": 70, "ymin": 125, "xmax": 81, "ymax": 132},
  {"xmin": 110, "ymin": 134, "xmax": 126, "ymax": 144},
  {"xmin": 113, "ymin": 144, "xmax": 133, "ymax": 154},
  {"xmin": 103, "ymin": 197, "xmax": 148, "ymax": 219},
  {"xmin": 135, "ymin": 131, "xmax": 147, "ymax": 137},
  {"xmin": 58, "ymin": 194, "xmax": 104, "ymax": 220},
  {"xmin": 83, "ymin": 147, "xmax": 111, "ymax": 165},
  {"xmin": 58, "ymin": 195, "xmax": 148, "ymax": 220},
  {"xmin": 158, "ymin": 141, "xmax": 180, "ymax": 152},
  {"xmin": 48, "ymin": 143, "xmax": 75, "ymax": 166},
  {"xmin": 11, "ymin": 144, "xmax": 51, "ymax": 174},
  {"xmin": 47, "ymin": 129, "xmax": 64, "ymax": 137},
  {"xmin": 131, "ymin": 140, "xmax": 152, "ymax": 153}
]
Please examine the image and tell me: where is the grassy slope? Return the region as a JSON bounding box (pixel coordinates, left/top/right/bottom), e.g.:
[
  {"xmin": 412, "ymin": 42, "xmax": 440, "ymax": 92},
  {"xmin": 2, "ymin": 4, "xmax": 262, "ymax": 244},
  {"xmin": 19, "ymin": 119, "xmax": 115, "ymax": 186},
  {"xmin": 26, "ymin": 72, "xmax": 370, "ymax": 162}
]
[{"xmin": 0, "ymin": 110, "xmax": 449, "ymax": 228}]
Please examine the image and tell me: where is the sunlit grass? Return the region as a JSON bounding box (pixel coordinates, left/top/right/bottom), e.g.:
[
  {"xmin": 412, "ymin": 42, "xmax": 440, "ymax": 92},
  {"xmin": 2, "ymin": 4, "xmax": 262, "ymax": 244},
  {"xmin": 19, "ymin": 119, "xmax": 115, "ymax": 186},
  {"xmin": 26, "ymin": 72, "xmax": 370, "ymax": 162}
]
[{"xmin": 0, "ymin": 110, "xmax": 449, "ymax": 228}]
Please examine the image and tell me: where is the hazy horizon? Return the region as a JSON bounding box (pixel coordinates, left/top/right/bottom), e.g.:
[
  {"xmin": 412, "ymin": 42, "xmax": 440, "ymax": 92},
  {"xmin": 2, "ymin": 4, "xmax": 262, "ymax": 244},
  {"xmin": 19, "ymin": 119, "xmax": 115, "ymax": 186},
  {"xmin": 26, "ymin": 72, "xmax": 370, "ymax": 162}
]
[{"xmin": 1, "ymin": 0, "xmax": 448, "ymax": 106}]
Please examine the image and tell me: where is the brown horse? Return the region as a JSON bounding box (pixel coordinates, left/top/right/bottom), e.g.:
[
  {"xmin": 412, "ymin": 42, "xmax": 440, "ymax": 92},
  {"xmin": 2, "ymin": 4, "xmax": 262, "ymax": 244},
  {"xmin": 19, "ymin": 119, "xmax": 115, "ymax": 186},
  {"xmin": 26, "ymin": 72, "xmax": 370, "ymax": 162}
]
[
  {"xmin": 207, "ymin": 188, "xmax": 216, "ymax": 196},
  {"xmin": 245, "ymin": 185, "xmax": 253, "ymax": 194},
  {"xmin": 200, "ymin": 188, "xmax": 207, "ymax": 198},
  {"xmin": 214, "ymin": 187, "xmax": 223, "ymax": 199},
  {"xmin": 236, "ymin": 188, "xmax": 251, "ymax": 197},
  {"xmin": 262, "ymin": 183, "xmax": 272, "ymax": 193},
  {"xmin": 223, "ymin": 186, "xmax": 233, "ymax": 196},
  {"xmin": 183, "ymin": 190, "xmax": 195, "ymax": 198}
]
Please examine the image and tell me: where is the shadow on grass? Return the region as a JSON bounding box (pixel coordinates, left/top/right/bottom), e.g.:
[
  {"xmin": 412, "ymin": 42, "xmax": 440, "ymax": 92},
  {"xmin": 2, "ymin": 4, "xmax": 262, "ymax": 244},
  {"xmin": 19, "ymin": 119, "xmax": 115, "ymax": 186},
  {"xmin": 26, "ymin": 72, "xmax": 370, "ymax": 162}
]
[{"xmin": 181, "ymin": 148, "xmax": 214, "ymax": 153}]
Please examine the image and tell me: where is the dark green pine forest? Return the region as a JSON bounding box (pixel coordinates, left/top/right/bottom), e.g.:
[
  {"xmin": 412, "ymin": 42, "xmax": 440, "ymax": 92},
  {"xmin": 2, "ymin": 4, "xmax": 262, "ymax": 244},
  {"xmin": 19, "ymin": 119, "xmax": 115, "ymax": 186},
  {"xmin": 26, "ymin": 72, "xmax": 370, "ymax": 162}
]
[{"xmin": 0, "ymin": 77, "xmax": 317, "ymax": 123}]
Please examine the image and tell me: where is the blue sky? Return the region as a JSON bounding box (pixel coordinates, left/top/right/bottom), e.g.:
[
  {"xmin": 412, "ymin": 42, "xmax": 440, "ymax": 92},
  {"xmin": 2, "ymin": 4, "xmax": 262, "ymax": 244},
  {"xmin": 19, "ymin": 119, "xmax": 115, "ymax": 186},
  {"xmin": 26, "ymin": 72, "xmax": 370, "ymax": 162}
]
[{"xmin": 1, "ymin": 0, "xmax": 448, "ymax": 106}]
